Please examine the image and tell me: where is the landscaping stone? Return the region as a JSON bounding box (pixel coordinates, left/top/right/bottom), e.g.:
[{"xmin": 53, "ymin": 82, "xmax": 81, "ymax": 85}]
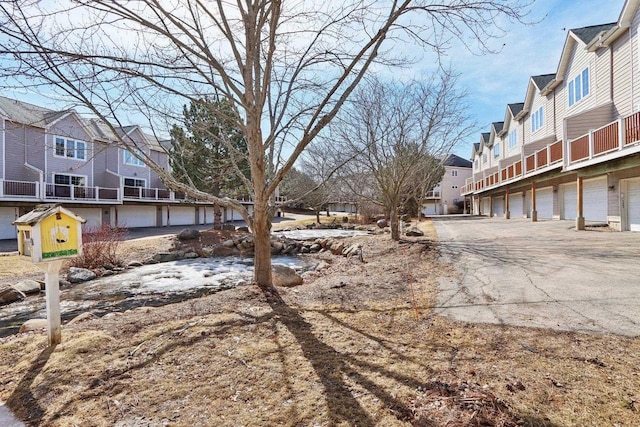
[
  {"xmin": 67, "ymin": 312, "xmax": 95, "ymax": 324},
  {"xmin": 153, "ymin": 252, "xmax": 178, "ymax": 263},
  {"xmin": 68, "ymin": 267, "xmax": 97, "ymax": 283},
  {"xmin": 236, "ymin": 226, "xmax": 249, "ymax": 232},
  {"xmin": 13, "ymin": 279, "xmax": 41, "ymax": 295},
  {"xmin": 404, "ymin": 226, "xmax": 424, "ymax": 237},
  {"xmin": 19, "ymin": 318, "xmax": 47, "ymax": 333},
  {"xmin": 272, "ymin": 265, "xmax": 303, "ymax": 287},
  {"xmin": 177, "ymin": 228, "xmax": 201, "ymax": 240},
  {"xmin": 376, "ymin": 218, "xmax": 388, "ymax": 228},
  {"xmin": 184, "ymin": 252, "xmax": 199, "ymax": 259},
  {"xmin": 0, "ymin": 285, "xmax": 25, "ymax": 306},
  {"xmin": 127, "ymin": 260, "xmax": 144, "ymax": 267},
  {"xmin": 222, "ymin": 239, "xmax": 235, "ymax": 248}
]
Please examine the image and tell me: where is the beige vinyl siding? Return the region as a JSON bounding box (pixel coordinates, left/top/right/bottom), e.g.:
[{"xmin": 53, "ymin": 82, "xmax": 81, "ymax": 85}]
[
  {"xmin": 565, "ymin": 102, "xmax": 614, "ymax": 140},
  {"xmin": 46, "ymin": 115, "xmax": 94, "ymax": 186},
  {"xmin": 4, "ymin": 121, "xmax": 44, "ymax": 181},
  {"xmin": 595, "ymin": 45, "xmax": 612, "ymax": 105},
  {"xmin": 612, "ymin": 30, "xmax": 633, "ymax": 118},
  {"xmin": 526, "ymin": 92, "xmax": 556, "ymax": 146},
  {"xmin": 632, "ymin": 10, "xmax": 640, "ymax": 112},
  {"xmin": 564, "ymin": 42, "xmax": 597, "ymax": 116}
]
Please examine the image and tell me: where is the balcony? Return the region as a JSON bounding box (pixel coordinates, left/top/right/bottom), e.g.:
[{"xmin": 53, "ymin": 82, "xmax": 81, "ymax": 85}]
[
  {"xmin": 122, "ymin": 185, "xmax": 173, "ymax": 201},
  {"xmin": 567, "ymin": 112, "xmax": 640, "ymax": 170},
  {"xmin": 45, "ymin": 183, "xmax": 120, "ymax": 201},
  {"xmin": 425, "ymin": 190, "xmax": 441, "ymax": 199}
]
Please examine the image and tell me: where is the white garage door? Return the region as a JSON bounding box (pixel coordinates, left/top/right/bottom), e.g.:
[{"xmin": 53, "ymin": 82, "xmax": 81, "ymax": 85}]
[
  {"xmin": 560, "ymin": 183, "xmax": 577, "ymax": 220},
  {"xmin": 199, "ymin": 206, "xmax": 216, "ymax": 225},
  {"xmin": 117, "ymin": 205, "xmax": 156, "ymax": 228},
  {"xmin": 170, "ymin": 206, "xmax": 195, "ymax": 226},
  {"xmin": 422, "ymin": 202, "xmax": 438, "ymax": 216},
  {"xmin": 0, "ymin": 207, "xmax": 17, "ymax": 240},
  {"xmin": 536, "ymin": 187, "xmax": 553, "ymax": 219},
  {"xmin": 583, "ymin": 177, "xmax": 607, "ymax": 222},
  {"xmin": 481, "ymin": 197, "xmax": 491, "ymax": 216},
  {"xmin": 626, "ymin": 179, "xmax": 640, "ymax": 231},
  {"xmin": 493, "ymin": 197, "xmax": 505, "ymax": 217},
  {"xmin": 73, "ymin": 208, "xmax": 102, "ymax": 231},
  {"xmin": 508, "ymin": 192, "xmax": 523, "ymax": 218}
]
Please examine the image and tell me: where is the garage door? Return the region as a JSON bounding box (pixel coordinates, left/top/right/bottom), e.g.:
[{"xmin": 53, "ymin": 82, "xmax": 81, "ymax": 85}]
[
  {"xmin": 0, "ymin": 207, "xmax": 17, "ymax": 240},
  {"xmin": 493, "ymin": 197, "xmax": 505, "ymax": 217},
  {"xmin": 422, "ymin": 202, "xmax": 438, "ymax": 216},
  {"xmin": 169, "ymin": 206, "xmax": 195, "ymax": 226},
  {"xmin": 583, "ymin": 177, "xmax": 607, "ymax": 222},
  {"xmin": 508, "ymin": 192, "xmax": 523, "ymax": 217},
  {"xmin": 560, "ymin": 183, "xmax": 577, "ymax": 220},
  {"xmin": 73, "ymin": 208, "xmax": 102, "ymax": 231},
  {"xmin": 536, "ymin": 187, "xmax": 553, "ymax": 219},
  {"xmin": 117, "ymin": 205, "xmax": 157, "ymax": 228},
  {"xmin": 481, "ymin": 197, "xmax": 491, "ymax": 216},
  {"xmin": 626, "ymin": 179, "xmax": 640, "ymax": 231}
]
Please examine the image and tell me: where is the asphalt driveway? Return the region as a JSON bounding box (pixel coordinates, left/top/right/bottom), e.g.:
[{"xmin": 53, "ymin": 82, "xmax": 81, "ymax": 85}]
[{"xmin": 433, "ymin": 216, "xmax": 640, "ymax": 336}]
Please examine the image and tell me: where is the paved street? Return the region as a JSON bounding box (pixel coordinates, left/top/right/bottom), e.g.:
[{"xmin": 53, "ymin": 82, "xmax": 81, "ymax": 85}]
[{"xmin": 433, "ymin": 216, "xmax": 640, "ymax": 336}]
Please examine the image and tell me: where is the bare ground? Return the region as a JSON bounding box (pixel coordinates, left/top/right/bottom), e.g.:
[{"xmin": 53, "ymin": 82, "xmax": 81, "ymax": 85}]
[{"xmin": 0, "ymin": 221, "xmax": 639, "ymax": 426}]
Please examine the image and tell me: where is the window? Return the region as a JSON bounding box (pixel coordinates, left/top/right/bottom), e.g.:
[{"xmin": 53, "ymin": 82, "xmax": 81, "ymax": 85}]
[
  {"xmin": 482, "ymin": 153, "xmax": 487, "ymax": 163},
  {"xmin": 54, "ymin": 137, "xmax": 86, "ymax": 160},
  {"xmin": 493, "ymin": 143, "xmax": 500, "ymax": 158},
  {"xmin": 54, "ymin": 174, "xmax": 85, "ymax": 186},
  {"xmin": 451, "ymin": 170, "xmax": 458, "ymax": 177},
  {"xmin": 474, "ymin": 159, "xmax": 478, "ymax": 169},
  {"xmin": 124, "ymin": 149, "xmax": 145, "ymax": 166},
  {"xmin": 568, "ymin": 67, "xmax": 589, "ymax": 107},
  {"xmin": 508, "ymin": 129, "xmax": 517, "ymax": 149},
  {"xmin": 531, "ymin": 106, "xmax": 544, "ymax": 133},
  {"xmin": 124, "ymin": 178, "xmax": 146, "ymax": 187},
  {"xmin": 451, "ymin": 185, "xmax": 458, "ymax": 189}
]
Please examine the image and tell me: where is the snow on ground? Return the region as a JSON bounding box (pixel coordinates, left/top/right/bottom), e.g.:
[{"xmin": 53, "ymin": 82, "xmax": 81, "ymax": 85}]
[
  {"xmin": 0, "ymin": 403, "xmax": 24, "ymax": 427},
  {"xmin": 273, "ymin": 229, "xmax": 369, "ymax": 240}
]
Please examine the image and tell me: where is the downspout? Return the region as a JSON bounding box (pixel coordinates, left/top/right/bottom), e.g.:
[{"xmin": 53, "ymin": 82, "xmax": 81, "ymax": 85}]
[{"xmin": 24, "ymin": 125, "xmax": 44, "ymax": 199}]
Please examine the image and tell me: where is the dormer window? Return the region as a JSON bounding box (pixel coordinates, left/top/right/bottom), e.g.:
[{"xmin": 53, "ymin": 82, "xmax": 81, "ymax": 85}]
[
  {"xmin": 508, "ymin": 129, "xmax": 517, "ymax": 149},
  {"xmin": 568, "ymin": 68, "xmax": 589, "ymax": 107},
  {"xmin": 54, "ymin": 136, "xmax": 86, "ymax": 160},
  {"xmin": 531, "ymin": 106, "xmax": 544, "ymax": 133},
  {"xmin": 124, "ymin": 149, "xmax": 145, "ymax": 167}
]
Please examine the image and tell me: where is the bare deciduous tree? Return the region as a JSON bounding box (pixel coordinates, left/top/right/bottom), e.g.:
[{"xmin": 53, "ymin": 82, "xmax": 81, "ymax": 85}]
[
  {"xmin": 325, "ymin": 72, "xmax": 474, "ymax": 240},
  {"xmin": 0, "ymin": 0, "xmax": 529, "ymax": 287}
]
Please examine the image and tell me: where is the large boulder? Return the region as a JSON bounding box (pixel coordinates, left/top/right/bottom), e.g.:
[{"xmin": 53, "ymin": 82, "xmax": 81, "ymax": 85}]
[
  {"xmin": 19, "ymin": 318, "xmax": 47, "ymax": 333},
  {"xmin": 153, "ymin": 252, "xmax": 178, "ymax": 263},
  {"xmin": 272, "ymin": 265, "xmax": 303, "ymax": 287},
  {"xmin": 376, "ymin": 218, "xmax": 388, "ymax": 228},
  {"xmin": 0, "ymin": 285, "xmax": 25, "ymax": 306},
  {"xmin": 404, "ymin": 226, "xmax": 424, "ymax": 237},
  {"xmin": 178, "ymin": 228, "xmax": 201, "ymax": 241},
  {"xmin": 13, "ymin": 279, "xmax": 42, "ymax": 295},
  {"xmin": 68, "ymin": 267, "xmax": 97, "ymax": 283}
]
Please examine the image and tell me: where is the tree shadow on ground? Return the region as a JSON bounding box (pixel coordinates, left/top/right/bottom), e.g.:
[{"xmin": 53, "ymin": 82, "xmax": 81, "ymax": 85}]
[
  {"xmin": 260, "ymin": 285, "xmax": 561, "ymax": 426},
  {"xmin": 6, "ymin": 345, "xmax": 56, "ymax": 425}
]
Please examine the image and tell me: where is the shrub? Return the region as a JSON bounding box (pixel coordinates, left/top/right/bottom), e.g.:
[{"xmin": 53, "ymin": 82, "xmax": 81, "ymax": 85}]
[{"xmin": 68, "ymin": 224, "xmax": 127, "ymax": 270}]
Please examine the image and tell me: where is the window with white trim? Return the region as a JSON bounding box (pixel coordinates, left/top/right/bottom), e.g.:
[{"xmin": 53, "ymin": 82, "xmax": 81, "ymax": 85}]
[
  {"xmin": 508, "ymin": 129, "xmax": 517, "ymax": 149},
  {"xmin": 451, "ymin": 185, "xmax": 458, "ymax": 189},
  {"xmin": 568, "ymin": 67, "xmax": 589, "ymax": 107},
  {"xmin": 124, "ymin": 149, "xmax": 145, "ymax": 167},
  {"xmin": 54, "ymin": 174, "xmax": 85, "ymax": 186},
  {"xmin": 493, "ymin": 143, "xmax": 500, "ymax": 158},
  {"xmin": 124, "ymin": 178, "xmax": 146, "ymax": 187},
  {"xmin": 451, "ymin": 170, "xmax": 458, "ymax": 177},
  {"xmin": 54, "ymin": 136, "xmax": 86, "ymax": 160},
  {"xmin": 531, "ymin": 106, "xmax": 544, "ymax": 133},
  {"xmin": 482, "ymin": 153, "xmax": 487, "ymax": 163}
]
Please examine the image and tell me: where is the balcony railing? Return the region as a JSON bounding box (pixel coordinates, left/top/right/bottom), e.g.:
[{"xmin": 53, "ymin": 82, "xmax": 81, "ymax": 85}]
[
  {"xmin": 2, "ymin": 180, "xmax": 39, "ymax": 198},
  {"xmin": 425, "ymin": 190, "xmax": 441, "ymax": 199},
  {"xmin": 122, "ymin": 185, "xmax": 173, "ymax": 201}
]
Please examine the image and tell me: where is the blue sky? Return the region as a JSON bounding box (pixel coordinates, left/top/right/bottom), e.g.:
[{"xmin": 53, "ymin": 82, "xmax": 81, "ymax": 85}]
[{"xmin": 445, "ymin": 0, "xmax": 626, "ymax": 158}]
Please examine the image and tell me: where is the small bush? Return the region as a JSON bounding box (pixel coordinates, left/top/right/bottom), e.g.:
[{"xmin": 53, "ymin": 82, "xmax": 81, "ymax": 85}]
[{"xmin": 69, "ymin": 224, "xmax": 127, "ymax": 270}]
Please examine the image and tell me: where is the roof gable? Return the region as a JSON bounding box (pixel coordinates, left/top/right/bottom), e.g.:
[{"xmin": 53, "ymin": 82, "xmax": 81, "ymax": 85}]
[{"xmin": 443, "ymin": 153, "xmax": 472, "ymax": 168}]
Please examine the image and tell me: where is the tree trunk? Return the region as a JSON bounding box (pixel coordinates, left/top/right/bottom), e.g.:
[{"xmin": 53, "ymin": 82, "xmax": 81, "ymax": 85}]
[
  {"xmin": 390, "ymin": 205, "xmax": 400, "ymax": 240},
  {"xmin": 214, "ymin": 205, "xmax": 223, "ymax": 228},
  {"xmin": 252, "ymin": 194, "xmax": 273, "ymax": 288},
  {"xmin": 316, "ymin": 210, "xmax": 320, "ymax": 224}
]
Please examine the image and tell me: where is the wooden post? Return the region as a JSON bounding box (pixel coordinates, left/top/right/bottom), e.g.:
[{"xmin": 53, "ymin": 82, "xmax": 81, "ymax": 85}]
[
  {"xmin": 39, "ymin": 260, "xmax": 64, "ymax": 346},
  {"xmin": 576, "ymin": 176, "xmax": 585, "ymax": 230},
  {"xmin": 489, "ymin": 195, "xmax": 494, "ymax": 217},
  {"xmin": 531, "ymin": 182, "xmax": 538, "ymax": 222},
  {"xmin": 505, "ymin": 188, "xmax": 511, "ymax": 219}
]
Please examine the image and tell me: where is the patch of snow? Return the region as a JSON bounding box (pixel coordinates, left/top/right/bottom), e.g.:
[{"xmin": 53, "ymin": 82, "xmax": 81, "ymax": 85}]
[
  {"xmin": 273, "ymin": 229, "xmax": 369, "ymax": 240},
  {"xmin": 0, "ymin": 403, "xmax": 24, "ymax": 427}
]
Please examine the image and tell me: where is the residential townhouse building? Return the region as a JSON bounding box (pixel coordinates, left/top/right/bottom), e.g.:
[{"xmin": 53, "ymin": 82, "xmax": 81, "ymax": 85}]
[
  {"xmin": 462, "ymin": 0, "xmax": 640, "ymax": 232},
  {"xmin": 422, "ymin": 154, "xmax": 472, "ymax": 215},
  {"xmin": 0, "ymin": 96, "xmax": 255, "ymax": 239}
]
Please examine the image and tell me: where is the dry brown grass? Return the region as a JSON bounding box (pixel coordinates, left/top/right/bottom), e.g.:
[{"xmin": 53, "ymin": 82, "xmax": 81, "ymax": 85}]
[{"xmin": 0, "ymin": 222, "xmax": 639, "ymax": 426}]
